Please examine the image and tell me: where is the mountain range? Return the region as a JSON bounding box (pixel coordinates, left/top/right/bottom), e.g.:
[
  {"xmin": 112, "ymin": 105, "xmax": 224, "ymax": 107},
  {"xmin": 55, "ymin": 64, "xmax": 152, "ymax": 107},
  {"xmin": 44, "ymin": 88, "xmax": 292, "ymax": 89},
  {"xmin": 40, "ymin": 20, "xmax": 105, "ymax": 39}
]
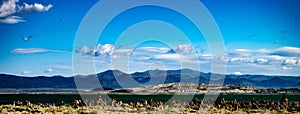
[{"xmin": 0, "ymin": 69, "xmax": 299, "ymax": 89}]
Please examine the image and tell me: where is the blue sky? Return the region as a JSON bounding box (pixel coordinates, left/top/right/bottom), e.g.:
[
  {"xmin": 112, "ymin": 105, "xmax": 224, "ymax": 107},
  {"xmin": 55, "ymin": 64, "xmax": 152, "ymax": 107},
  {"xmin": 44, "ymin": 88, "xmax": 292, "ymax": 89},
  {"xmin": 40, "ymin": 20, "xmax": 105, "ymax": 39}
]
[{"xmin": 0, "ymin": 0, "xmax": 300, "ymax": 76}]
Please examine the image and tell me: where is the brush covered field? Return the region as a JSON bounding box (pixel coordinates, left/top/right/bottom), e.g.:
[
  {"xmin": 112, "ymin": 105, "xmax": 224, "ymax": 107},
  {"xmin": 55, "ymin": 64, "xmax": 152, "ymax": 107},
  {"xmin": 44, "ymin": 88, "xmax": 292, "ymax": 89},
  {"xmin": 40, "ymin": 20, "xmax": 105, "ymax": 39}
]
[{"xmin": 0, "ymin": 94, "xmax": 299, "ymax": 113}]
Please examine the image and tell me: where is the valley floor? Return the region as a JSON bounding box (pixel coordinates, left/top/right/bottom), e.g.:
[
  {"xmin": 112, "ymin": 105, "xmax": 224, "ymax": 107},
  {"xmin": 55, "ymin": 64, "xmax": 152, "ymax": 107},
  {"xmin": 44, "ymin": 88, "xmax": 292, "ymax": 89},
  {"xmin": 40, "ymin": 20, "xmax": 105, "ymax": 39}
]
[{"xmin": 0, "ymin": 96, "xmax": 299, "ymax": 114}]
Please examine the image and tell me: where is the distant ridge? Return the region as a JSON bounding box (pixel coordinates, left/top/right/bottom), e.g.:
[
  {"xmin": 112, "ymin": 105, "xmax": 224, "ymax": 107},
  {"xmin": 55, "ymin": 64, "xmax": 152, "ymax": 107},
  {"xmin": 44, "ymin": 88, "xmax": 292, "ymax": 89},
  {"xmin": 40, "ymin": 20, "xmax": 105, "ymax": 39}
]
[{"xmin": 0, "ymin": 69, "xmax": 299, "ymax": 89}]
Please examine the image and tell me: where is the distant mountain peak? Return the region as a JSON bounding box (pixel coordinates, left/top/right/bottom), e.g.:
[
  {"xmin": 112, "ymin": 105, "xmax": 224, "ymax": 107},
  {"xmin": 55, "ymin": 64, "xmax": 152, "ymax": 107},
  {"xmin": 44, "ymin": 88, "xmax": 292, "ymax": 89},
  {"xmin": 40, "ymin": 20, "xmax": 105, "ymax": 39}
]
[{"xmin": 0, "ymin": 69, "xmax": 299, "ymax": 89}]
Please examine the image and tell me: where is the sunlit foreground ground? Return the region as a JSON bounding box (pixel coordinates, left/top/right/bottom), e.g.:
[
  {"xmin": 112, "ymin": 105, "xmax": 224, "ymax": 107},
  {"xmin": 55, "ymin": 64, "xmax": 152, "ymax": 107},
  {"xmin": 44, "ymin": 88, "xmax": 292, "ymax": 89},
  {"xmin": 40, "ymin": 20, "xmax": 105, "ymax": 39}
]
[
  {"xmin": 0, "ymin": 104, "xmax": 299, "ymax": 114},
  {"xmin": 0, "ymin": 96, "xmax": 299, "ymax": 113}
]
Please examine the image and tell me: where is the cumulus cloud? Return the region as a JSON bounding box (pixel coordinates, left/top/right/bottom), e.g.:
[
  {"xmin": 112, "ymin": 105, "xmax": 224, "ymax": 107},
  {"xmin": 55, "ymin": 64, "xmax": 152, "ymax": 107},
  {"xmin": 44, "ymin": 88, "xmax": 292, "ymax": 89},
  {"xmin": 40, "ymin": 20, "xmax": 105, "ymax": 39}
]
[
  {"xmin": 167, "ymin": 44, "xmax": 206, "ymax": 54},
  {"xmin": 226, "ymin": 57, "xmax": 271, "ymax": 65},
  {"xmin": 0, "ymin": 0, "xmax": 53, "ymax": 24},
  {"xmin": 76, "ymin": 44, "xmax": 115, "ymax": 57},
  {"xmin": 173, "ymin": 44, "xmax": 194, "ymax": 54},
  {"xmin": 21, "ymin": 70, "xmax": 31, "ymax": 75},
  {"xmin": 227, "ymin": 57, "xmax": 254, "ymax": 63},
  {"xmin": 195, "ymin": 46, "xmax": 300, "ymax": 72},
  {"xmin": 19, "ymin": 3, "xmax": 53, "ymax": 13},
  {"xmin": 76, "ymin": 46, "xmax": 91, "ymax": 55},
  {"xmin": 11, "ymin": 48, "xmax": 66, "ymax": 54},
  {"xmin": 281, "ymin": 59, "xmax": 300, "ymax": 67},
  {"xmin": 225, "ymin": 46, "xmax": 300, "ymax": 70},
  {"xmin": 0, "ymin": 0, "xmax": 18, "ymax": 18},
  {"xmin": 255, "ymin": 58, "xmax": 269, "ymax": 64}
]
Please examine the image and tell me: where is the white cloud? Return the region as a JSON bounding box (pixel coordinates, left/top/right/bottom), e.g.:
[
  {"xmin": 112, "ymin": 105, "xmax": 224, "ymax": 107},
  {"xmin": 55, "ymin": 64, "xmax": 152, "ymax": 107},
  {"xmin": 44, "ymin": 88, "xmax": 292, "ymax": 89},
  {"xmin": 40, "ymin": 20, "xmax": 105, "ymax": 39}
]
[
  {"xmin": 114, "ymin": 49, "xmax": 132, "ymax": 54},
  {"xmin": 167, "ymin": 44, "xmax": 206, "ymax": 54},
  {"xmin": 76, "ymin": 44, "xmax": 115, "ymax": 57},
  {"xmin": 19, "ymin": 3, "xmax": 52, "ymax": 13},
  {"xmin": 76, "ymin": 43, "xmax": 204, "ymax": 60},
  {"xmin": 263, "ymin": 55, "xmax": 289, "ymax": 61},
  {"xmin": 134, "ymin": 47, "xmax": 170, "ymax": 54},
  {"xmin": 0, "ymin": 0, "xmax": 18, "ymax": 18},
  {"xmin": 230, "ymin": 46, "xmax": 300, "ymax": 57},
  {"xmin": 229, "ymin": 49, "xmax": 253, "ymax": 57},
  {"xmin": 173, "ymin": 44, "xmax": 194, "ymax": 54},
  {"xmin": 44, "ymin": 68, "xmax": 53, "ymax": 73},
  {"xmin": 112, "ymin": 49, "xmax": 132, "ymax": 58},
  {"xmin": 282, "ymin": 66, "xmax": 293, "ymax": 70},
  {"xmin": 226, "ymin": 57, "xmax": 272, "ymax": 65},
  {"xmin": 149, "ymin": 53, "xmax": 197, "ymax": 64},
  {"xmin": 227, "ymin": 57, "xmax": 255, "ymax": 63},
  {"xmin": 21, "ymin": 70, "xmax": 31, "ymax": 75},
  {"xmin": 152, "ymin": 54, "xmax": 180, "ymax": 60},
  {"xmin": 255, "ymin": 58, "xmax": 269, "ymax": 64},
  {"xmin": 233, "ymin": 72, "xmax": 242, "ymax": 75},
  {"xmin": 225, "ymin": 46, "xmax": 300, "ymax": 71},
  {"xmin": 0, "ymin": 0, "xmax": 53, "ymax": 24},
  {"xmin": 132, "ymin": 55, "xmax": 151, "ymax": 61},
  {"xmin": 111, "ymin": 55, "xmax": 119, "ymax": 59},
  {"xmin": 76, "ymin": 44, "xmax": 175, "ymax": 62},
  {"xmin": 11, "ymin": 48, "xmax": 66, "ymax": 54},
  {"xmin": 267, "ymin": 47, "xmax": 300, "ymax": 57},
  {"xmin": 281, "ymin": 59, "xmax": 300, "ymax": 67},
  {"xmin": 76, "ymin": 45, "xmax": 91, "ymax": 55},
  {"xmin": 0, "ymin": 15, "xmax": 25, "ymax": 24}
]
